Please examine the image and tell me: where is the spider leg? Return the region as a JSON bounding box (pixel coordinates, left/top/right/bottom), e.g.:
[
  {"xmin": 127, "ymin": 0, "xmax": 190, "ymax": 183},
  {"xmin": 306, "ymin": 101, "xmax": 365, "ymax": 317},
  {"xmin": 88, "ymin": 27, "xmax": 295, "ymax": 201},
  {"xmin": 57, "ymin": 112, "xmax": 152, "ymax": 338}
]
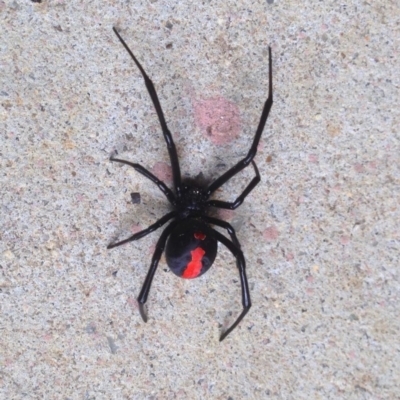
[
  {"xmin": 110, "ymin": 154, "xmax": 176, "ymax": 205},
  {"xmin": 202, "ymin": 215, "xmax": 243, "ymax": 309},
  {"xmin": 202, "ymin": 216, "xmax": 240, "ymax": 248},
  {"xmin": 206, "ymin": 47, "xmax": 273, "ymax": 197},
  {"xmin": 137, "ymin": 220, "xmax": 179, "ymax": 322},
  {"xmin": 206, "ymin": 161, "xmax": 260, "ymax": 210},
  {"xmin": 107, "ymin": 211, "xmax": 176, "ymax": 249},
  {"xmin": 113, "ymin": 27, "xmax": 182, "ymax": 196},
  {"xmin": 210, "ymin": 228, "xmax": 251, "ymax": 341}
]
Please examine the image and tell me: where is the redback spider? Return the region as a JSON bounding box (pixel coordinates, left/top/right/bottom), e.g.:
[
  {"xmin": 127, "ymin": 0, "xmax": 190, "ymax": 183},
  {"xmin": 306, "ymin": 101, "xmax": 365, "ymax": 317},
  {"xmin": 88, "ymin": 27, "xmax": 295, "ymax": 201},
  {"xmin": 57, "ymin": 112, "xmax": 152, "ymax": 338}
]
[{"xmin": 108, "ymin": 27, "xmax": 273, "ymax": 341}]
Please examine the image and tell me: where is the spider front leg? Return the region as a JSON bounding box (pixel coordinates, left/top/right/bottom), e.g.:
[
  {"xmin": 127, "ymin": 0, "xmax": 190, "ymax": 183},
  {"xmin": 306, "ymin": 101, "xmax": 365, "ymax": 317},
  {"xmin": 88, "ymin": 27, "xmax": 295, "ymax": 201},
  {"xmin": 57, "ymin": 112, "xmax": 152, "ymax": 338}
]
[
  {"xmin": 206, "ymin": 161, "xmax": 260, "ymax": 210},
  {"xmin": 113, "ymin": 27, "xmax": 182, "ymax": 196},
  {"xmin": 210, "ymin": 228, "xmax": 251, "ymax": 341},
  {"xmin": 206, "ymin": 46, "xmax": 272, "ymax": 197}
]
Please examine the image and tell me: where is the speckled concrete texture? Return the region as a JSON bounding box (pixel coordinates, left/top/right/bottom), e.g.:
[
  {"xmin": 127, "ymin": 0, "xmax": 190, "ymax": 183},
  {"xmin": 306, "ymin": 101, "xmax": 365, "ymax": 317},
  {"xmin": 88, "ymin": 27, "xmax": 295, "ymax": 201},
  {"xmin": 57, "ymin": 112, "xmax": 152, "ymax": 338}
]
[{"xmin": 1, "ymin": 1, "xmax": 399, "ymax": 399}]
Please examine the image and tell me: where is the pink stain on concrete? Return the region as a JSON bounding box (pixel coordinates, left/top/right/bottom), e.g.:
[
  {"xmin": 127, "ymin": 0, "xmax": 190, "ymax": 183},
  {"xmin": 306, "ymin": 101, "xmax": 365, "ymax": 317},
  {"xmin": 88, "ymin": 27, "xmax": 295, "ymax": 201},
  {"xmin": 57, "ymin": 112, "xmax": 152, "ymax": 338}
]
[
  {"xmin": 340, "ymin": 235, "xmax": 351, "ymax": 245},
  {"xmin": 215, "ymin": 208, "xmax": 235, "ymax": 221},
  {"xmin": 286, "ymin": 252, "xmax": 294, "ymax": 261},
  {"xmin": 43, "ymin": 333, "xmax": 53, "ymax": 341},
  {"xmin": 263, "ymin": 226, "xmax": 279, "ymax": 241},
  {"xmin": 367, "ymin": 161, "xmax": 377, "ymax": 169},
  {"xmin": 193, "ymin": 96, "xmax": 240, "ymax": 145},
  {"xmin": 130, "ymin": 224, "xmax": 142, "ymax": 234},
  {"xmin": 306, "ymin": 275, "xmax": 315, "ymax": 283},
  {"xmin": 152, "ymin": 161, "xmax": 173, "ymax": 184},
  {"xmin": 75, "ymin": 193, "xmax": 87, "ymax": 202},
  {"xmin": 348, "ymin": 351, "xmax": 357, "ymax": 360},
  {"xmin": 127, "ymin": 296, "xmax": 139, "ymax": 310},
  {"xmin": 148, "ymin": 243, "xmax": 156, "ymax": 256},
  {"xmin": 297, "ymin": 196, "xmax": 306, "ymax": 204},
  {"xmin": 354, "ymin": 163, "xmax": 365, "ymax": 173}
]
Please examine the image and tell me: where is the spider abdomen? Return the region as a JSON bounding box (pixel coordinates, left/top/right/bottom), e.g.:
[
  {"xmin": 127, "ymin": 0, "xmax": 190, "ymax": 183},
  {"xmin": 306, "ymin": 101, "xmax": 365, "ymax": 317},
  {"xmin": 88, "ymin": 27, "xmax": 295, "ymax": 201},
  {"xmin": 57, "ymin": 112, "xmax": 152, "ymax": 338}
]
[{"xmin": 165, "ymin": 219, "xmax": 217, "ymax": 279}]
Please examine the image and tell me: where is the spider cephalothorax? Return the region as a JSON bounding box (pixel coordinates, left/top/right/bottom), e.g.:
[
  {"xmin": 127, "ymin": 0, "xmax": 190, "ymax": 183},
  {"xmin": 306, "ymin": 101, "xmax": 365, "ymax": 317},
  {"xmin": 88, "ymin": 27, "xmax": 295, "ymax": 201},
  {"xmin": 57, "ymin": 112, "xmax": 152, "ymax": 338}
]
[
  {"xmin": 177, "ymin": 185, "xmax": 208, "ymax": 213},
  {"xmin": 108, "ymin": 27, "xmax": 273, "ymax": 341}
]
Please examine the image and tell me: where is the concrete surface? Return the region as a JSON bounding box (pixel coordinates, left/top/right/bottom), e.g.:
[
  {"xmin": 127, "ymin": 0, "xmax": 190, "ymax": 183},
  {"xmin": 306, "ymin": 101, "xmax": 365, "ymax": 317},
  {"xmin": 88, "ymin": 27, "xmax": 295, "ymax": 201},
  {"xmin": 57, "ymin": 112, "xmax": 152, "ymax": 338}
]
[{"xmin": 1, "ymin": 1, "xmax": 399, "ymax": 399}]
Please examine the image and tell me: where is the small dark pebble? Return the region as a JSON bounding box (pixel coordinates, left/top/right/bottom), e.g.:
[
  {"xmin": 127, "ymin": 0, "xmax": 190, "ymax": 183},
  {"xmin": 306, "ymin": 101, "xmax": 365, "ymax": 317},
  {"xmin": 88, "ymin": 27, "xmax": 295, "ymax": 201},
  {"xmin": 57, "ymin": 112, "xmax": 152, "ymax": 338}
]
[{"xmin": 131, "ymin": 192, "xmax": 141, "ymax": 204}]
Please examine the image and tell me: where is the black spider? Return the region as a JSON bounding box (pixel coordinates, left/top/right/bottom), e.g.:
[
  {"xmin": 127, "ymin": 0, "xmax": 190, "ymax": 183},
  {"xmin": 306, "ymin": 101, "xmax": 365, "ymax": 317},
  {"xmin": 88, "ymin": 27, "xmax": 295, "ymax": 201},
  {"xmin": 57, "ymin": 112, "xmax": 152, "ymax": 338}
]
[{"xmin": 108, "ymin": 27, "xmax": 273, "ymax": 341}]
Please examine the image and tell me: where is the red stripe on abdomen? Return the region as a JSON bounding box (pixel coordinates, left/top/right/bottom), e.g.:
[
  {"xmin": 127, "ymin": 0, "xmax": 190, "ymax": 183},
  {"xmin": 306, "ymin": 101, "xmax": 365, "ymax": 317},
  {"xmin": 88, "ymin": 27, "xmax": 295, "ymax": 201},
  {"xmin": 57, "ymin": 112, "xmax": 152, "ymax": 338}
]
[{"xmin": 182, "ymin": 247, "xmax": 206, "ymax": 279}]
